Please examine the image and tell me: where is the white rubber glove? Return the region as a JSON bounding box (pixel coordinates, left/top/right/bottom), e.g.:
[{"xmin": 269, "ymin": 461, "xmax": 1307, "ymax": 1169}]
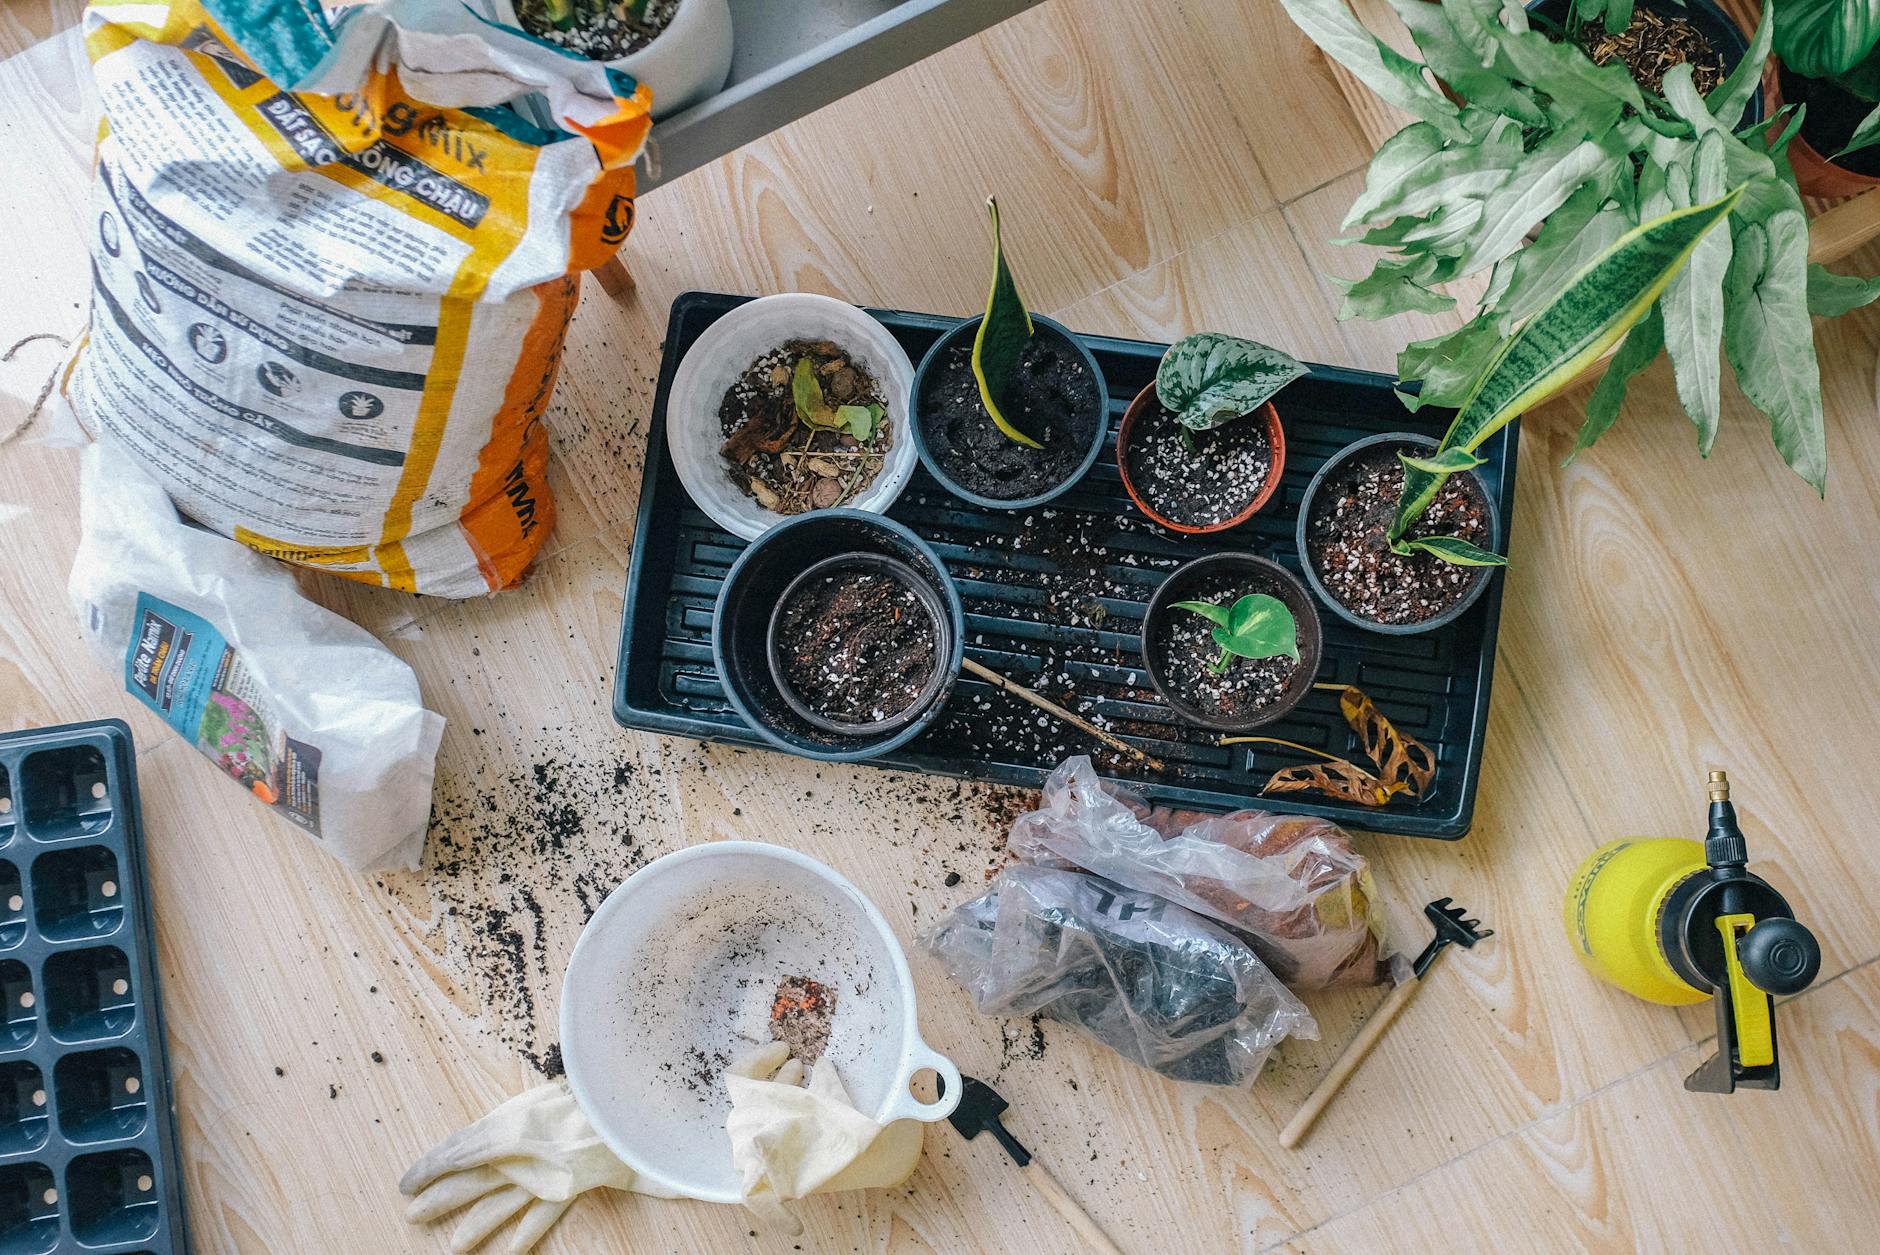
[
  {"xmin": 399, "ymin": 1081, "xmax": 675, "ymax": 1253},
  {"xmin": 725, "ymin": 1043, "xmax": 924, "ymax": 1232}
]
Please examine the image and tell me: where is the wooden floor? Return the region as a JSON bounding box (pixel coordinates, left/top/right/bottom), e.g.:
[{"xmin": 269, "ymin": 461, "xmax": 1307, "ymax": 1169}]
[{"xmin": 3, "ymin": 3, "xmax": 1878, "ymax": 1252}]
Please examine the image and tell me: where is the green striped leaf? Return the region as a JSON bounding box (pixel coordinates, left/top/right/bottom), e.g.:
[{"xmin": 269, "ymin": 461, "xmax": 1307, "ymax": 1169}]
[
  {"xmin": 972, "ymin": 197, "xmax": 1042, "ymax": 449},
  {"xmin": 1391, "ymin": 187, "xmax": 1743, "ymax": 545},
  {"xmin": 1397, "ymin": 535, "xmax": 1507, "ymax": 566},
  {"xmin": 1155, "ymin": 333, "xmax": 1307, "ymax": 432}
]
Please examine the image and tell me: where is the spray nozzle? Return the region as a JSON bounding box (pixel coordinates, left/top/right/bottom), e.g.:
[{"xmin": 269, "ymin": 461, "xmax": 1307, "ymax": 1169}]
[{"xmin": 1704, "ymin": 770, "xmax": 1748, "ymax": 869}]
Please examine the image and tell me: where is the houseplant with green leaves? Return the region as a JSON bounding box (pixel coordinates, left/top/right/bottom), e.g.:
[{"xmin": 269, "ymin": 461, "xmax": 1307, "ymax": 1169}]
[
  {"xmin": 1279, "ymin": 0, "xmax": 1880, "ymax": 498},
  {"xmin": 1772, "ymin": 0, "xmax": 1880, "ymax": 192}
]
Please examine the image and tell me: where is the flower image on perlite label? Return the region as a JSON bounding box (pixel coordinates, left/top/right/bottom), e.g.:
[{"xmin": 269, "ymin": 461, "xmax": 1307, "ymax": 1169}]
[{"xmin": 124, "ymin": 593, "xmax": 322, "ymax": 835}]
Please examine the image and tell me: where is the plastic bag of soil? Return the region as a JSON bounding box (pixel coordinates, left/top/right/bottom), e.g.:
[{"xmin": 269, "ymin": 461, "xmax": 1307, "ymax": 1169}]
[
  {"xmin": 922, "ymin": 865, "xmax": 1315, "ymax": 1086},
  {"xmin": 1005, "ymin": 757, "xmax": 1392, "ymax": 989}
]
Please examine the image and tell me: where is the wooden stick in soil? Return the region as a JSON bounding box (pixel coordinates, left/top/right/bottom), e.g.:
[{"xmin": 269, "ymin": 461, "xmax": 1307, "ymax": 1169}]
[{"xmin": 960, "ymin": 657, "xmax": 1165, "ymax": 774}]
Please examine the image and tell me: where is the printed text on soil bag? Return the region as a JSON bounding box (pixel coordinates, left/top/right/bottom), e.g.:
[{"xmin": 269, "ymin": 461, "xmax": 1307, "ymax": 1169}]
[{"xmin": 256, "ymin": 93, "xmax": 491, "ymax": 228}]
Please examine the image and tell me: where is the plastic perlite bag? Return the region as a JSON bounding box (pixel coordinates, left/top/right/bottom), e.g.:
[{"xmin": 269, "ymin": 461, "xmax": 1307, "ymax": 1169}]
[
  {"xmin": 1007, "ymin": 757, "xmax": 1393, "ymax": 989},
  {"xmin": 54, "ymin": 0, "xmax": 652, "ymax": 596},
  {"xmin": 70, "ymin": 440, "xmax": 444, "ymax": 871},
  {"xmin": 923, "ymin": 865, "xmax": 1316, "ymax": 1087}
]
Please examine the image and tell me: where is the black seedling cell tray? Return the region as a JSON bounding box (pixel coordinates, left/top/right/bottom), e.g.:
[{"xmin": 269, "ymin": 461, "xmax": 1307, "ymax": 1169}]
[
  {"xmin": 614, "ymin": 292, "xmax": 1519, "ymax": 839},
  {"xmin": 0, "ymin": 721, "xmax": 188, "ymax": 1253}
]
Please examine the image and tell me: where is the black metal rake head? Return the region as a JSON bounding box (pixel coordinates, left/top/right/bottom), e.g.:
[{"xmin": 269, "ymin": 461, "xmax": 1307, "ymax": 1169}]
[{"xmin": 1412, "ymin": 896, "xmax": 1493, "ymax": 978}]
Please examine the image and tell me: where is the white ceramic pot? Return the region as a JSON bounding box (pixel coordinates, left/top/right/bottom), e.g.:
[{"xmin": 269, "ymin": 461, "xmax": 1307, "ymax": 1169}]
[
  {"xmin": 488, "ymin": 0, "xmax": 733, "ymax": 118},
  {"xmin": 666, "ymin": 293, "xmax": 919, "ymax": 541},
  {"xmin": 560, "ymin": 841, "xmax": 961, "ymax": 1202}
]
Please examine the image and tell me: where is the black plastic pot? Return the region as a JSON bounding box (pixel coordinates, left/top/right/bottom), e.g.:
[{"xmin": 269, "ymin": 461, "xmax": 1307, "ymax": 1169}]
[
  {"xmin": 909, "ymin": 314, "xmax": 1109, "ymax": 510},
  {"xmin": 714, "ymin": 509, "xmax": 963, "ymax": 761},
  {"xmin": 1140, "ymin": 553, "xmax": 1323, "ymax": 734},
  {"xmin": 766, "ymin": 551, "xmax": 954, "ymax": 736},
  {"xmin": 1295, "ymin": 432, "xmax": 1503, "ymax": 637},
  {"xmin": 1525, "ymin": 0, "xmax": 1763, "ymax": 128}
]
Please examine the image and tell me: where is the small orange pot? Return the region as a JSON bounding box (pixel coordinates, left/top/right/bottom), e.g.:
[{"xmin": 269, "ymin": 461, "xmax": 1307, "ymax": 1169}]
[
  {"xmin": 1766, "ymin": 62, "xmax": 1880, "ymax": 200},
  {"xmin": 1115, "ymin": 382, "xmax": 1286, "ymax": 535}
]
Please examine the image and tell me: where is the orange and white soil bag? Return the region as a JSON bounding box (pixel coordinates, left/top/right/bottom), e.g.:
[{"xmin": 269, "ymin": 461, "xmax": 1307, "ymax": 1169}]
[{"xmin": 58, "ymin": 0, "xmax": 651, "ymax": 595}]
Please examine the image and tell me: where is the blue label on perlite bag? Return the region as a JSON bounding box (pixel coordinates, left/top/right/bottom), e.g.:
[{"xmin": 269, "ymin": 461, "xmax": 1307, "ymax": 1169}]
[{"xmin": 123, "ymin": 594, "xmax": 321, "ymax": 835}]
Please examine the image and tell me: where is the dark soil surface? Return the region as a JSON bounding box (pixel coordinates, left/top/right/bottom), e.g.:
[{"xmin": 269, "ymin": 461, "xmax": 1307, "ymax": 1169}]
[
  {"xmin": 1305, "ymin": 443, "xmax": 1492, "ymax": 626},
  {"xmin": 1783, "ymin": 66, "xmax": 1880, "ymax": 178},
  {"xmin": 516, "ymin": 0, "xmax": 679, "ymax": 59},
  {"xmin": 774, "ymin": 569, "xmax": 937, "ymax": 724},
  {"xmin": 719, "ymin": 339, "xmax": 891, "ymax": 515},
  {"xmin": 1149, "ymin": 571, "xmax": 1301, "ymax": 722},
  {"xmin": 1124, "ymin": 401, "xmax": 1272, "ymax": 528},
  {"xmin": 919, "ymin": 328, "xmax": 1100, "ymax": 500},
  {"xmin": 1570, "ymin": 8, "xmax": 1723, "ymax": 97}
]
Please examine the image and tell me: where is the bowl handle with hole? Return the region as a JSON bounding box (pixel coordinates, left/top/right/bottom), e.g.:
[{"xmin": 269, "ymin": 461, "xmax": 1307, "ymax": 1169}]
[{"xmin": 878, "ymin": 1037, "xmax": 961, "ymax": 1124}]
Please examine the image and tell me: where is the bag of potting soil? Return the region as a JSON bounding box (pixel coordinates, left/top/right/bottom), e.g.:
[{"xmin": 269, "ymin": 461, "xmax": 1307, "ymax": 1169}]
[
  {"xmin": 53, "ymin": 0, "xmax": 652, "ymax": 596},
  {"xmin": 70, "ymin": 440, "xmax": 444, "ymax": 871},
  {"xmin": 922, "ymin": 864, "xmax": 1316, "ymax": 1086}
]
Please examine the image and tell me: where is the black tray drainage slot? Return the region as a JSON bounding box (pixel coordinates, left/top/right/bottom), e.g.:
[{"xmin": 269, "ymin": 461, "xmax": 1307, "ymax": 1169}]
[
  {"xmin": 44, "ymin": 948, "xmax": 133, "ymax": 1045},
  {"xmin": 67, "ymin": 1148, "xmax": 159, "ymax": 1247},
  {"xmin": 0, "ymin": 1062, "xmax": 47, "ymax": 1156},
  {"xmin": 20, "ymin": 746, "xmax": 112, "ymax": 843},
  {"xmin": 32, "ymin": 848, "xmax": 123, "ymax": 943}
]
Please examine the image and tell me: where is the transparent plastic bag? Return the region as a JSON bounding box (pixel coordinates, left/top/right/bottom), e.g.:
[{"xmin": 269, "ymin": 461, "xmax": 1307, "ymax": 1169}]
[
  {"xmin": 922, "ymin": 865, "xmax": 1315, "ymax": 1086},
  {"xmin": 1006, "ymin": 758, "xmax": 1391, "ymax": 989}
]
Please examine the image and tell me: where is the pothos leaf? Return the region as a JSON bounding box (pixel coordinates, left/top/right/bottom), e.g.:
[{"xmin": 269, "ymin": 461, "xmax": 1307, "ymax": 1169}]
[
  {"xmin": 1171, "ymin": 599, "xmax": 1231, "ymax": 628},
  {"xmin": 1176, "ymin": 593, "xmax": 1299, "ymax": 674},
  {"xmin": 972, "ymin": 196, "xmax": 1042, "ymax": 449},
  {"xmin": 1394, "ymin": 535, "xmax": 1507, "ymax": 566},
  {"xmin": 1155, "ymin": 333, "xmax": 1307, "ymax": 431}
]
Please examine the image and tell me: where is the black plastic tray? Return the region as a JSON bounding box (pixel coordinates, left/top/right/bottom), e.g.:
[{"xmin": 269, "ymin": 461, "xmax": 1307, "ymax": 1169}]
[
  {"xmin": 0, "ymin": 720, "xmax": 190, "ymax": 1252},
  {"xmin": 614, "ymin": 292, "xmax": 1518, "ymax": 839}
]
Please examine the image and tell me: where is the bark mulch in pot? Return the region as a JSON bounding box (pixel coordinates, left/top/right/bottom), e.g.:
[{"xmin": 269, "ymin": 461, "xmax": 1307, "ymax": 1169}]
[
  {"xmin": 773, "ymin": 568, "xmax": 937, "ymax": 725},
  {"xmin": 1571, "ymin": 6, "xmax": 1723, "ymax": 96},
  {"xmin": 919, "ymin": 329, "xmax": 1099, "ymax": 501},
  {"xmin": 719, "ymin": 338, "xmax": 891, "ymax": 515},
  {"xmin": 1124, "ymin": 401, "xmax": 1273, "ymax": 529},
  {"xmin": 1149, "ymin": 571, "xmax": 1303, "ymax": 724},
  {"xmin": 1305, "ymin": 442, "xmax": 1493, "ymax": 627}
]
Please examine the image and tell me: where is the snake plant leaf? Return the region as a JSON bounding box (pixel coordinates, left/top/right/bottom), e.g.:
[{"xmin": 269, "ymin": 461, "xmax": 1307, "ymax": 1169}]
[
  {"xmin": 1709, "ymin": 5, "xmax": 1773, "ymax": 125},
  {"xmin": 972, "ymin": 196, "xmax": 1043, "ymax": 450},
  {"xmin": 1493, "ymin": 182, "xmax": 1634, "ymax": 327},
  {"xmin": 1568, "ymin": 306, "xmax": 1664, "ymax": 462},
  {"xmin": 1773, "ymin": 0, "xmax": 1880, "ymax": 78},
  {"xmin": 1397, "ymin": 535, "xmax": 1507, "ymax": 566},
  {"xmin": 1660, "ymin": 131, "xmax": 1733, "ymax": 453},
  {"xmin": 1155, "ymin": 334, "xmax": 1308, "ymax": 432},
  {"xmin": 1399, "ymin": 448, "xmax": 1487, "ymax": 475},
  {"xmin": 1276, "ymin": 0, "xmax": 1469, "ymax": 143},
  {"xmin": 1807, "ymin": 263, "xmax": 1880, "ymax": 315},
  {"xmin": 1392, "ymin": 187, "xmax": 1743, "ymax": 544}
]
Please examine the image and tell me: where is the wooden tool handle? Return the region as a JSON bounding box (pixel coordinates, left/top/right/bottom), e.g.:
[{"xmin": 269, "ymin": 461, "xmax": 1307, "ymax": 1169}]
[
  {"xmin": 1279, "ymin": 978, "xmax": 1424, "ymax": 1150},
  {"xmin": 1024, "ymin": 1160, "xmax": 1128, "ymax": 1255}
]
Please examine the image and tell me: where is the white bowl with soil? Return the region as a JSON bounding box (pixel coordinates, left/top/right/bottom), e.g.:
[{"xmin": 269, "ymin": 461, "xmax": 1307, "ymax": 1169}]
[
  {"xmin": 1141, "ymin": 553, "xmax": 1323, "ymax": 734},
  {"xmin": 910, "ymin": 314, "xmax": 1108, "ymax": 509},
  {"xmin": 560, "ymin": 840, "xmax": 961, "ymax": 1203},
  {"xmin": 1117, "ymin": 382, "xmax": 1286, "ymax": 534},
  {"xmin": 668, "ymin": 293, "xmax": 918, "ymax": 541},
  {"xmin": 497, "ymin": 0, "xmax": 733, "ymax": 118},
  {"xmin": 1296, "ymin": 432, "xmax": 1503, "ymax": 635},
  {"xmin": 714, "ymin": 509, "xmax": 963, "ymax": 761}
]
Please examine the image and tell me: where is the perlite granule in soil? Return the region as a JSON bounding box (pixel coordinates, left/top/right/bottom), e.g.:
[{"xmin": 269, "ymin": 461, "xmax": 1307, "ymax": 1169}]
[
  {"xmin": 1124, "ymin": 402, "xmax": 1272, "ymax": 528},
  {"xmin": 516, "ymin": 0, "xmax": 681, "ymax": 59},
  {"xmin": 1150, "ymin": 573, "xmax": 1301, "ymax": 722}
]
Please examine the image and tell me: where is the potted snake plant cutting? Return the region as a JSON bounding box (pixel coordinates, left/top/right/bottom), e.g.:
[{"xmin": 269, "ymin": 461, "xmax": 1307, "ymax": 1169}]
[{"xmin": 1299, "ymin": 191, "xmax": 1742, "ymax": 634}]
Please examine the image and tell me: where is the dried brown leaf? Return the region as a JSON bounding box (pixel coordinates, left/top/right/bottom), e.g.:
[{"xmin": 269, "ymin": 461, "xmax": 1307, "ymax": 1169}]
[
  {"xmin": 1336, "ymin": 685, "xmax": 1435, "ymax": 796},
  {"xmin": 1263, "ymin": 760, "xmax": 1408, "ymax": 808}
]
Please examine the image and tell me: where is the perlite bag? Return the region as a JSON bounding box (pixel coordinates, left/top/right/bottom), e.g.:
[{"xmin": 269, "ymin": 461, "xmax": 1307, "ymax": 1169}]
[{"xmin": 57, "ymin": 0, "xmax": 652, "ymax": 596}]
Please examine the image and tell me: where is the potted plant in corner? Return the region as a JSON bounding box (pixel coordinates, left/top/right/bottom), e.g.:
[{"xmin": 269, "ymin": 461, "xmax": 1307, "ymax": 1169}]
[
  {"xmin": 1770, "ymin": 0, "xmax": 1880, "ymax": 196},
  {"xmin": 1279, "ymin": 0, "xmax": 1880, "ymax": 498},
  {"xmin": 1299, "ymin": 190, "xmax": 1741, "ymax": 633},
  {"xmin": 911, "ymin": 198, "xmax": 1109, "ymax": 510},
  {"xmin": 1117, "ymin": 333, "xmax": 1305, "ymax": 534},
  {"xmin": 1141, "ymin": 553, "xmax": 1323, "ymax": 733}
]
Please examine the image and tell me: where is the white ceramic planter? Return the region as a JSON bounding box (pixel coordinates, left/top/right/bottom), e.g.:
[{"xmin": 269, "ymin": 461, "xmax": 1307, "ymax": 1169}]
[
  {"xmin": 560, "ymin": 841, "xmax": 961, "ymax": 1202},
  {"xmin": 666, "ymin": 292, "xmax": 918, "ymax": 541},
  {"xmin": 488, "ymin": 0, "xmax": 733, "ymax": 118}
]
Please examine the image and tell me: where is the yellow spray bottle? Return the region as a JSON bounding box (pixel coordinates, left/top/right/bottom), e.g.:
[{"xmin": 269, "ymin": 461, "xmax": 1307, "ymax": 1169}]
[{"xmin": 1563, "ymin": 771, "xmax": 1820, "ymax": 1093}]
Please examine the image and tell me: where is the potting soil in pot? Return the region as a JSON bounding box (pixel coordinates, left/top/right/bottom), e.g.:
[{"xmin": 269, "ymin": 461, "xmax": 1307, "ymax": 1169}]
[
  {"xmin": 920, "ymin": 333, "xmax": 1099, "ymax": 500},
  {"xmin": 1152, "ymin": 572, "xmax": 1302, "ymax": 722},
  {"xmin": 775, "ymin": 571, "xmax": 937, "ymax": 724},
  {"xmin": 1568, "ymin": 6, "xmax": 1722, "ymax": 96},
  {"xmin": 720, "ymin": 339, "xmax": 893, "ymax": 515},
  {"xmin": 1306, "ymin": 443, "xmax": 1492, "ymax": 626},
  {"xmin": 516, "ymin": 0, "xmax": 679, "ymax": 59},
  {"xmin": 1126, "ymin": 402, "xmax": 1272, "ymax": 528}
]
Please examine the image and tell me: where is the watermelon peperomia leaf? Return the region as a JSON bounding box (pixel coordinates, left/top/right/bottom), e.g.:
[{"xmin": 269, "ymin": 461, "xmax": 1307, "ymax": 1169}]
[
  {"xmin": 1155, "ymin": 333, "xmax": 1307, "ymax": 432},
  {"xmin": 972, "ymin": 197, "xmax": 1043, "ymax": 449}
]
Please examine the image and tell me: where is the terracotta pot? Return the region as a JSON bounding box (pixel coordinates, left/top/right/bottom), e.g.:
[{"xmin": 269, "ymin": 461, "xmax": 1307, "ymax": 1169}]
[
  {"xmin": 1766, "ymin": 66, "xmax": 1880, "ymax": 200},
  {"xmin": 1115, "ymin": 381, "xmax": 1287, "ymax": 535}
]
